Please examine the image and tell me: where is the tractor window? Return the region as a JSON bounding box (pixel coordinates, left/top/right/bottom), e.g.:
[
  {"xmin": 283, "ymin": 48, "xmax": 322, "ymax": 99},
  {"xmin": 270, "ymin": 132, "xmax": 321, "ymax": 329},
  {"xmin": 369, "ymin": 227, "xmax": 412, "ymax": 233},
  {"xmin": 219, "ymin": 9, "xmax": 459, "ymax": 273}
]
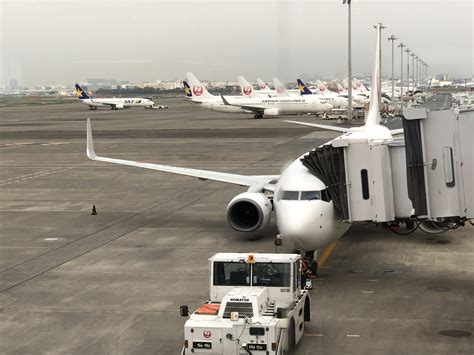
[
  {"xmin": 252, "ymin": 262, "xmax": 291, "ymax": 287},
  {"xmin": 213, "ymin": 262, "xmax": 250, "ymax": 286}
]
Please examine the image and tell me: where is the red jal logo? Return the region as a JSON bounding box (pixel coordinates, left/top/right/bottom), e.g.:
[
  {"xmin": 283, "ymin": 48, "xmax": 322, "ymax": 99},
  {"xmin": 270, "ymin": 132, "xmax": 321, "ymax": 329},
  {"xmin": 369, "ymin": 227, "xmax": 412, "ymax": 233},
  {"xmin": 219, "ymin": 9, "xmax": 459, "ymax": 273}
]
[
  {"xmin": 203, "ymin": 330, "xmax": 211, "ymax": 338},
  {"xmin": 259, "ymin": 83, "xmax": 266, "ymax": 89},
  {"xmin": 276, "ymin": 86, "xmax": 285, "ymax": 94},
  {"xmin": 192, "ymin": 86, "xmax": 204, "ymax": 96},
  {"xmin": 319, "ymin": 84, "xmax": 326, "ymax": 91},
  {"xmin": 243, "ymin": 86, "xmax": 252, "ymax": 95}
]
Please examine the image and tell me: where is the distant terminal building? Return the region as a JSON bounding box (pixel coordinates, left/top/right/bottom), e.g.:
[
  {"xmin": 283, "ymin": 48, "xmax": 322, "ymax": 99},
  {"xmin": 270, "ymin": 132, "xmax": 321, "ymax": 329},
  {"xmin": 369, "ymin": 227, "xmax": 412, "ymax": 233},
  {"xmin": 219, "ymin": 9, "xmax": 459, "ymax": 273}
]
[{"xmin": 435, "ymin": 74, "xmax": 449, "ymax": 81}]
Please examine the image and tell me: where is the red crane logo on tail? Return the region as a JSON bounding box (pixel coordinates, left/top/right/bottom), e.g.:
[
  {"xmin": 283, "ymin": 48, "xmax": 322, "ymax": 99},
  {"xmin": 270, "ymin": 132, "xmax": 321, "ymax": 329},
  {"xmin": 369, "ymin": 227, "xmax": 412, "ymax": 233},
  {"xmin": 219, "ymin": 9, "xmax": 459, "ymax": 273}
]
[
  {"xmin": 192, "ymin": 85, "xmax": 204, "ymax": 96},
  {"xmin": 243, "ymin": 86, "xmax": 252, "ymax": 95},
  {"xmin": 276, "ymin": 86, "xmax": 285, "ymax": 94},
  {"xmin": 259, "ymin": 83, "xmax": 266, "ymax": 89}
]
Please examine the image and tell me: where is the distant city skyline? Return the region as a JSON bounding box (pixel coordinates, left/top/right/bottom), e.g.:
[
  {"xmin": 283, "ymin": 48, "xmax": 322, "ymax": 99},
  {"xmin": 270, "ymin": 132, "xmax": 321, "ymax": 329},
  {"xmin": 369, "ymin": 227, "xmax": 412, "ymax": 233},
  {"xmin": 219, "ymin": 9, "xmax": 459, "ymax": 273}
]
[{"xmin": 1, "ymin": 0, "xmax": 472, "ymax": 86}]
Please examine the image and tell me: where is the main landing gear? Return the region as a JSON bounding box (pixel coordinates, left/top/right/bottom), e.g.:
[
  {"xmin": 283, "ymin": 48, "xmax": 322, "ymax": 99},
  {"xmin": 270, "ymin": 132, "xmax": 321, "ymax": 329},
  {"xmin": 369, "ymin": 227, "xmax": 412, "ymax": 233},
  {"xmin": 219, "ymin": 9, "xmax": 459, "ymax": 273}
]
[
  {"xmin": 88, "ymin": 106, "xmax": 97, "ymax": 111},
  {"xmin": 253, "ymin": 113, "xmax": 263, "ymax": 119}
]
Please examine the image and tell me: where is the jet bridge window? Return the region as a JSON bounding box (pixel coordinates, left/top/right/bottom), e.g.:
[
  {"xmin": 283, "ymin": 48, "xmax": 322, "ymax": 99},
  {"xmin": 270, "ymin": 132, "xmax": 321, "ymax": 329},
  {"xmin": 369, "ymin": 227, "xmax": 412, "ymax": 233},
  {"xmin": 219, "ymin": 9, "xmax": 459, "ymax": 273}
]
[
  {"xmin": 442, "ymin": 146, "xmax": 455, "ymax": 187},
  {"xmin": 361, "ymin": 169, "xmax": 370, "ymax": 200},
  {"xmin": 213, "ymin": 262, "xmax": 250, "ymax": 286},
  {"xmin": 252, "ymin": 262, "xmax": 291, "ymax": 287}
]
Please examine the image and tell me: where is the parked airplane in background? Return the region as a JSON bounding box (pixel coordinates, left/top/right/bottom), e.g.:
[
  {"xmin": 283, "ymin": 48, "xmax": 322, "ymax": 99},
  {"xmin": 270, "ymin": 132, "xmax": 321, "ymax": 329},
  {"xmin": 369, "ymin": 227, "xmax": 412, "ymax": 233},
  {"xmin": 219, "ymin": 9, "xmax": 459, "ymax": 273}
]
[
  {"xmin": 74, "ymin": 84, "xmax": 155, "ymax": 110},
  {"xmin": 297, "ymin": 79, "xmax": 348, "ymax": 108},
  {"xmin": 238, "ymin": 76, "xmax": 268, "ymax": 98},
  {"xmin": 257, "ymin": 79, "xmax": 273, "ymax": 93},
  {"xmin": 184, "ymin": 73, "xmax": 249, "ymax": 114},
  {"xmin": 85, "ymin": 24, "xmax": 403, "ymax": 262}
]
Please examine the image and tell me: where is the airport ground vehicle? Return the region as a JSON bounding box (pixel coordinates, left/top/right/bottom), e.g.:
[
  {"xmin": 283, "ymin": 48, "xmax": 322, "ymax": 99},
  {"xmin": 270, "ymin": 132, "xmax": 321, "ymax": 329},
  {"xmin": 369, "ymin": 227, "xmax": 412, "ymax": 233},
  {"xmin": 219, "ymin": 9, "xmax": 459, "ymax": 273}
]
[{"xmin": 180, "ymin": 253, "xmax": 311, "ymax": 354}]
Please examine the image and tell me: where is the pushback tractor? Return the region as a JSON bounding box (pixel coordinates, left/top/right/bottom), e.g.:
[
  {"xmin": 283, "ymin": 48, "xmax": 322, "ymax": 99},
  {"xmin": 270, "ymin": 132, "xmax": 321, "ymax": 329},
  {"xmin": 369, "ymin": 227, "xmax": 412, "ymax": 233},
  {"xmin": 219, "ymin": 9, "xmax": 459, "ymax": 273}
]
[{"xmin": 179, "ymin": 253, "xmax": 311, "ymax": 354}]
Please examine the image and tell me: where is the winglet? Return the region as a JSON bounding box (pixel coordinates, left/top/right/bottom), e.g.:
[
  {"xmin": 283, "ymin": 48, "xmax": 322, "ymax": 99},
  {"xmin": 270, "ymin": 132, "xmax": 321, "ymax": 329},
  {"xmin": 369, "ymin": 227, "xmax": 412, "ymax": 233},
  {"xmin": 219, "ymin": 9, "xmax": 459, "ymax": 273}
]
[
  {"xmin": 86, "ymin": 118, "xmax": 97, "ymax": 160},
  {"xmin": 220, "ymin": 94, "xmax": 231, "ymax": 106}
]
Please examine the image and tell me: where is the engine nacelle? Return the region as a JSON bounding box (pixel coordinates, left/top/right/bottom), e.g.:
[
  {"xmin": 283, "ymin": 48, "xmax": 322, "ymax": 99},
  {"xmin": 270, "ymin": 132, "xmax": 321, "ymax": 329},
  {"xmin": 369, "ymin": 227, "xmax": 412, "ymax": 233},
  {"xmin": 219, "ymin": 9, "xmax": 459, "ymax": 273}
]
[
  {"xmin": 264, "ymin": 108, "xmax": 279, "ymax": 116},
  {"xmin": 226, "ymin": 192, "xmax": 272, "ymax": 232},
  {"xmin": 115, "ymin": 104, "xmax": 124, "ymax": 109}
]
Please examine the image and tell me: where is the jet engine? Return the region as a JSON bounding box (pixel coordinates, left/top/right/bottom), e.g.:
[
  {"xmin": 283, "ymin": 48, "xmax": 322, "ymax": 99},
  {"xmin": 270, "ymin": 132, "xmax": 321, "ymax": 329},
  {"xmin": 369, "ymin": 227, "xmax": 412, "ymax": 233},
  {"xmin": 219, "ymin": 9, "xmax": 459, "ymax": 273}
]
[
  {"xmin": 420, "ymin": 219, "xmax": 461, "ymax": 234},
  {"xmin": 115, "ymin": 104, "xmax": 124, "ymax": 109},
  {"xmin": 226, "ymin": 192, "xmax": 272, "ymax": 232},
  {"xmin": 264, "ymin": 108, "xmax": 279, "ymax": 116}
]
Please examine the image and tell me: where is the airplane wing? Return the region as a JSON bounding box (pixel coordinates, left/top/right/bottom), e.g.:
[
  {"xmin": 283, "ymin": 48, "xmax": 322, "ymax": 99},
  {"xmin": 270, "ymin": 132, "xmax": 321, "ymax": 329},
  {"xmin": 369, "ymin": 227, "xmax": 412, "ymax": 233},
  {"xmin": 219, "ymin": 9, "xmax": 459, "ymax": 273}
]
[
  {"xmin": 284, "ymin": 120, "xmax": 351, "ymax": 133},
  {"xmin": 220, "ymin": 94, "xmax": 265, "ymax": 114},
  {"xmin": 86, "ymin": 119, "xmax": 278, "ymax": 190},
  {"xmin": 285, "ymin": 120, "xmax": 404, "ymax": 136}
]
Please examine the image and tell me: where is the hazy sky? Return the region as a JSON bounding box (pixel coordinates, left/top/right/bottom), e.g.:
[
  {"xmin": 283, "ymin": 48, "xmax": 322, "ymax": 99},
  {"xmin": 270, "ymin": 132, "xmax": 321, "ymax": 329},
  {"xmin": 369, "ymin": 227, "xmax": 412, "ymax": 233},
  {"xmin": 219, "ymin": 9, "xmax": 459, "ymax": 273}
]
[{"xmin": 1, "ymin": 0, "xmax": 472, "ymax": 86}]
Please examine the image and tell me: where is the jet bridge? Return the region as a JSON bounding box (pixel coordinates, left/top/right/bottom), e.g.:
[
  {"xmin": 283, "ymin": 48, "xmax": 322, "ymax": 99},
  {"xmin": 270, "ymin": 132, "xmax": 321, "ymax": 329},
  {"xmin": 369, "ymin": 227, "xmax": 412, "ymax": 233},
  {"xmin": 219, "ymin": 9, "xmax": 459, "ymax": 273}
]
[{"xmin": 302, "ymin": 95, "xmax": 473, "ymax": 227}]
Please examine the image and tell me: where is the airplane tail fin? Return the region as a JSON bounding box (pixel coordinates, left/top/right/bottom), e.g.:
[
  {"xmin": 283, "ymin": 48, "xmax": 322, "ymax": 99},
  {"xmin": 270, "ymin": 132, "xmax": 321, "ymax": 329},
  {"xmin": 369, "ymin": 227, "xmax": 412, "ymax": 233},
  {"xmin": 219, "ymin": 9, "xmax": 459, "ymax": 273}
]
[
  {"xmin": 364, "ymin": 24, "xmax": 382, "ymax": 128},
  {"xmin": 353, "ymin": 77, "xmax": 369, "ymax": 92},
  {"xmin": 75, "ymin": 83, "xmax": 91, "ymax": 100},
  {"xmin": 238, "ymin": 76, "xmax": 256, "ymax": 98},
  {"xmin": 186, "ymin": 73, "xmax": 214, "ymax": 101},
  {"xmin": 336, "ymin": 83, "xmax": 346, "ymax": 94},
  {"xmin": 317, "ymin": 80, "xmax": 329, "ymax": 95},
  {"xmin": 272, "ymin": 77, "xmax": 288, "ymax": 96},
  {"xmin": 257, "ymin": 78, "xmax": 270, "ymax": 91},
  {"xmin": 297, "ymin": 79, "xmax": 313, "ymax": 95},
  {"xmin": 183, "ymin": 80, "xmax": 192, "ymax": 99}
]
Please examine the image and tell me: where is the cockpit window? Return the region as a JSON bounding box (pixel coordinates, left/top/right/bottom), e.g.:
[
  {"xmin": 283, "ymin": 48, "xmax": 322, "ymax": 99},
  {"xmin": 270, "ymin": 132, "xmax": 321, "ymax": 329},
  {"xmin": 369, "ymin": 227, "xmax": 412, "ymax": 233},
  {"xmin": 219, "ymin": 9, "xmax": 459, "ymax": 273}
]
[
  {"xmin": 281, "ymin": 191, "xmax": 299, "ymax": 200},
  {"xmin": 301, "ymin": 191, "xmax": 321, "ymax": 200}
]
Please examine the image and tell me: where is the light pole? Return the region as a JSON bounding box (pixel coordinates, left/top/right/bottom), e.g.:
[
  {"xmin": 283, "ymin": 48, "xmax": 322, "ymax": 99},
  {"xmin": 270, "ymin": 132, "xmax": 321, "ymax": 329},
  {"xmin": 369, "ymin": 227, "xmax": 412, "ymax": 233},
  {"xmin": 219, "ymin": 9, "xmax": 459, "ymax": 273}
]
[
  {"xmin": 387, "ymin": 34, "xmax": 397, "ymax": 102},
  {"xmin": 405, "ymin": 48, "xmax": 411, "ymax": 100},
  {"xmin": 411, "ymin": 52, "xmax": 416, "ymax": 94},
  {"xmin": 414, "ymin": 55, "xmax": 418, "ymax": 91},
  {"xmin": 398, "ymin": 42, "xmax": 405, "ymax": 100},
  {"xmin": 373, "ymin": 23, "xmax": 385, "ymax": 107},
  {"xmin": 343, "ymin": 0, "xmax": 352, "ymax": 121}
]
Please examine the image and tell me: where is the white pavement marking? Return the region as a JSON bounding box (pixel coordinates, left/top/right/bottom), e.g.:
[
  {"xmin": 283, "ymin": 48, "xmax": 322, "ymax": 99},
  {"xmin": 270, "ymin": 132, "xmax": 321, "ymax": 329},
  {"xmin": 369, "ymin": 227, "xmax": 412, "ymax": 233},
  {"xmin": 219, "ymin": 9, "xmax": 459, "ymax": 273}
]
[
  {"xmin": 346, "ymin": 334, "xmax": 361, "ymax": 338},
  {"xmin": 362, "ymin": 290, "xmax": 375, "ymax": 294},
  {"xmin": 44, "ymin": 238, "xmax": 59, "ymax": 241},
  {"xmin": 0, "ymin": 167, "xmax": 74, "ymax": 186}
]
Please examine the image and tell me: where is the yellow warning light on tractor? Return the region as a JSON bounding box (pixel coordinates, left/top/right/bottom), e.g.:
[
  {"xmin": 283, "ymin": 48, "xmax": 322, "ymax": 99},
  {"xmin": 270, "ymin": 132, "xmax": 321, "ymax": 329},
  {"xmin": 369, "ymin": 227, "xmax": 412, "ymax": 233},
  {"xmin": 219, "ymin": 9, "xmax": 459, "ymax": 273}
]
[{"xmin": 246, "ymin": 255, "xmax": 255, "ymax": 264}]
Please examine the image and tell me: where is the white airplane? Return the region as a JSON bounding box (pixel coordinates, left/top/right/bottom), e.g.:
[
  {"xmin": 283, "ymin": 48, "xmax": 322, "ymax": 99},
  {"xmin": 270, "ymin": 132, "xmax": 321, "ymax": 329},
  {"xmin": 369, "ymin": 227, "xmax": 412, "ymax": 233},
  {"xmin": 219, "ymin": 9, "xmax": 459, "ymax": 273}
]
[
  {"xmin": 183, "ymin": 73, "xmax": 249, "ymax": 114},
  {"xmin": 297, "ymin": 79, "xmax": 348, "ymax": 108},
  {"xmin": 85, "ymin": 23, "xmax": 403, "ymax": 261},
  {"xmin": 74, "ymin": 84, "xmax": 155, "ymax": 110},
  {"xmin": 221, "ymin": 89, "xmax": 333, "ymax": 119}
]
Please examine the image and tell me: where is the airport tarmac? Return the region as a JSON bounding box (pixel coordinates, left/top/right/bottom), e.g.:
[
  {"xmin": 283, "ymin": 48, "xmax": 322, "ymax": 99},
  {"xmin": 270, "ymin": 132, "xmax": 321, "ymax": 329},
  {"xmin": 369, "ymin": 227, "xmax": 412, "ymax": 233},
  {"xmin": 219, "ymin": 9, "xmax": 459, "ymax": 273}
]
[{"xmin": 0, "ymin": 98, "xmax": 472, "ymax": 354}]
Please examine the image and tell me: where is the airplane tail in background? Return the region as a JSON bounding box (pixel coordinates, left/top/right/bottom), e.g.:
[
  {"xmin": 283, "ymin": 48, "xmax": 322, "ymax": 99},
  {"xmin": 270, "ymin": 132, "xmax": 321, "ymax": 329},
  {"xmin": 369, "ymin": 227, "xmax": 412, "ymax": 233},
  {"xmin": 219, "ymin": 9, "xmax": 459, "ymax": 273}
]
[
  {"xmin": 238, "ymin": 76, "xmax": 256, "ymax": 98},
  {"xmin": 273, "ymin": 77, "xmax": 288, "ymax": 96},
  {"xmin": 297, "ymin": 79, "xmax": 313, "ymax": 95},
  {"xmin": 75, "ymin": 84, "xmax": 91, "ymax": 100},
  {"xmin": 353, "ymin": 78, "xmax": 369, "ymax": 92},
  {"xmin": 186, "ymin": 73, "xmax": 215, "ymax": 101},
  {"xmin": 317, "ymin": 80, "xmax": 329, "ymax": 95},
  {"xmin": 257, "ymin": 78, "xmax": 271, "ymax": 91},
  {"xmin": 183, "ymin": 81, "xmax": 192, "ymax": 99},
  {"xmin": 336, "ymin": 83, "xmax": 347, "ymax": 94}
]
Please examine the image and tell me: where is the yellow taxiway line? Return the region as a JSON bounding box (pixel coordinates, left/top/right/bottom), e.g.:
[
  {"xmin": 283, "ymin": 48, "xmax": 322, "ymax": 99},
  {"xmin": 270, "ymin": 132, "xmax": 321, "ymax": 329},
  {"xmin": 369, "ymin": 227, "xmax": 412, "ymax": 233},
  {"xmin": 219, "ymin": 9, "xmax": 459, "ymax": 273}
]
[{"xmin": 317, "ymin": 240, "xmax": 338, "ymax": 268}]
